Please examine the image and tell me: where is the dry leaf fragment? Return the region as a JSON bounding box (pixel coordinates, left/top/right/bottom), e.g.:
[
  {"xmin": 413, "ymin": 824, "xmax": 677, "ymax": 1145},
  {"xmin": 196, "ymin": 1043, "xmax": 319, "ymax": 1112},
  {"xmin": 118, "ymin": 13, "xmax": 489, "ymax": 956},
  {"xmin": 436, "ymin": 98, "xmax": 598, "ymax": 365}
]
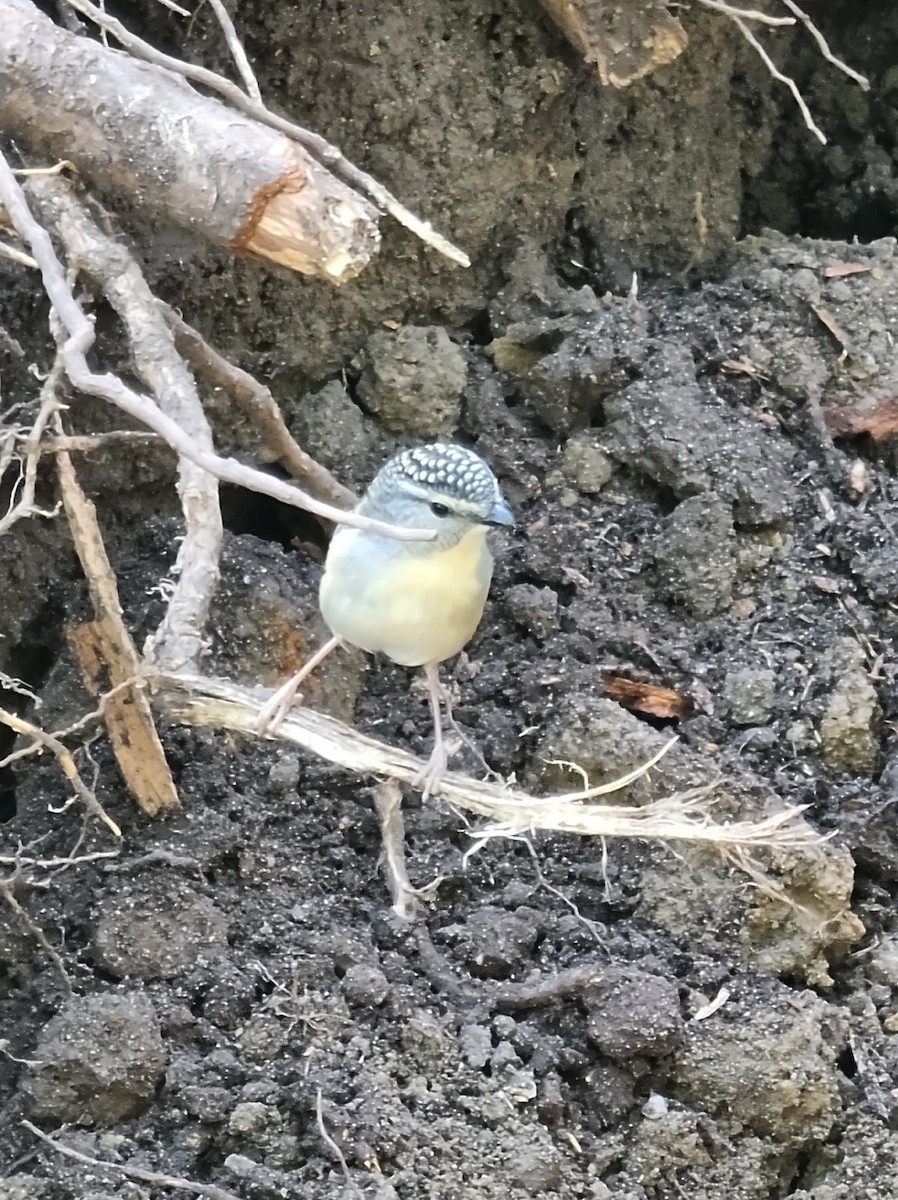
[
  {"xmin": 824, "ymin": 262, "xmax": 870, "ymax": 279},
  {"xmin": 825, "ymin": 398, "xmax": 898, "ymax": 442},
  {"xmin": 603, "ymin": 675, "xmax": 693, "ymax": 720}
]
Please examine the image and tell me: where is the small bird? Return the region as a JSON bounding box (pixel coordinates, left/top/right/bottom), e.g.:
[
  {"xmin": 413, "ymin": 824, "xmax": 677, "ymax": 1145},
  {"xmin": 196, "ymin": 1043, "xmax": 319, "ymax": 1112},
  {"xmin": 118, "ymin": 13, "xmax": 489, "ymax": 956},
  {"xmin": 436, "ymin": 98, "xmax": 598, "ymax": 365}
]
[{"xmin": 257, "ymin": 443, "xmax": 514, "ymax": 795}]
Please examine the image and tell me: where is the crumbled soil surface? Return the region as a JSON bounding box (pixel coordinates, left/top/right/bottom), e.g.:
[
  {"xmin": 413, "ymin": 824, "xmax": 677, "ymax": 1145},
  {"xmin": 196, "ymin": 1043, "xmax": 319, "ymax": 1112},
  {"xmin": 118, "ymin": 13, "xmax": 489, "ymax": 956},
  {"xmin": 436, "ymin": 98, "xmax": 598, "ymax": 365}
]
[{"xmin": 3, "ymin": 5, "xmax": 898, "ymax": 1200}]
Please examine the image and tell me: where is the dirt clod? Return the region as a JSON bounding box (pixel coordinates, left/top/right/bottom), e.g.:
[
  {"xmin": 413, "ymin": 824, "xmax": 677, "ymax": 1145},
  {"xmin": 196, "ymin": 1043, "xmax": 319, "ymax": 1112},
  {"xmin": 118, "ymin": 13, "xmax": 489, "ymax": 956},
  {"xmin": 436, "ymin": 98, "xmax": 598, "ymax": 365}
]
[
  {"xmin": 585, "ymin": 968, "xmax": 684, "ymax": 1060},
  {"xmin": 356, "ymin": 325, "xmax": 466, "ymax": 437},
  {"xmin": 24, "ymin": 992, "xmax": 166, "ymax": 1124},
  {"xmin": 653, "ymin": 493, "xmax": 738, "ymax": 617},
  {"xmin": 91, "ymin": 884, "xmax": 228, "ymax": 980}
]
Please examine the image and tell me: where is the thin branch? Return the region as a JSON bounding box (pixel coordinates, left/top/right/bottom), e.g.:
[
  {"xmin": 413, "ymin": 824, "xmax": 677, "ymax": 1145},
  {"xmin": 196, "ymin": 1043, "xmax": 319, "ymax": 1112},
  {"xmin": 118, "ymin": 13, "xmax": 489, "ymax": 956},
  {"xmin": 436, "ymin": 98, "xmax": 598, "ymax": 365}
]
[
  {"xmin": 156, "ymin": 672, "xmax": 823, "ymax": 859},
  {"xmin": 0, "ymin": 356, "xmax": 63, "ymax": 537},
  {"xmin": 29, "ymin": 179, "xmax": 221, "ymax": 672},
  {"xmin": 0, "ymin": 155, "xmax": 432, "ymax": 543},
  {"xmin": 0, "ymin": 238, "xmax": 37, "ymax": 268},
  {"xmin": 154, "ymin": 0, "xmax": 191, "ymax": 14},
  {"xmin": 0, "ymin": 707, "xmax": 121, "ymax": 837},
  {"xmin": 159, "ymin": 303, "xmax": 357, "ymax": 510},
  {"xmin": 0, "ymin": 873, "xmax": 72, "ymax": 993},
  {"xmin": 60, "ymin": 0, "xmax": 470, "ymax": 267},
  {"xmin": 694, "ymin": 0, "xmax": 795, "ymax": 25},
  {"xmin": 373, "ymin": 780, "xmax": 423, "ymax": 920},
  {"xmin": 780, "ymin": 0, "xmax": 870, "ymax": 90},
  {"xmin": 22, "ymin": 1120, "xmax": 245, "ymax": 1200},
  {"xmin": 315, "ymin": 1091, "xmax": 365, "ymax": 1200},
  {"xmin": 205, "ymin": 0, "xmax": 262, "ymax": 101},
  {"xmin": 729, "ymin": 12, "xmax": 826, "ymax": 144}
]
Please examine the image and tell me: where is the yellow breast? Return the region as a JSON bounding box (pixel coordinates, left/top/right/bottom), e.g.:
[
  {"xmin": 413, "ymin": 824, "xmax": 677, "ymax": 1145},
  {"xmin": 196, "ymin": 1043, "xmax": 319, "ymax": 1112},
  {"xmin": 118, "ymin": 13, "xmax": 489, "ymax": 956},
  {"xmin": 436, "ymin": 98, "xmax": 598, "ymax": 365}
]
[{"xmin": 320, "ymin": 526, "xmax": 493, "ymax": 667}]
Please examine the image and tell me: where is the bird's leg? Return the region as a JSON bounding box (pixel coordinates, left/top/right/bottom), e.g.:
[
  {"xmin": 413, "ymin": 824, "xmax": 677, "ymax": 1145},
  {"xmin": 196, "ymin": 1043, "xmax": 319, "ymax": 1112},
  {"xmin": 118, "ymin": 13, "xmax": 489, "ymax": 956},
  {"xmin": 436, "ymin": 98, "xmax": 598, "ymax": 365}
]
[
  {"xmin": 255, "ymin": 634, "xmax": 341, "ymax": 735},
  {"xmin": 439, "ymin": 675, "xmax": 500, "ymax": 782},
  {"xmin": 414, "ymin": 662, "xmax": 449, "ymax": 799}
]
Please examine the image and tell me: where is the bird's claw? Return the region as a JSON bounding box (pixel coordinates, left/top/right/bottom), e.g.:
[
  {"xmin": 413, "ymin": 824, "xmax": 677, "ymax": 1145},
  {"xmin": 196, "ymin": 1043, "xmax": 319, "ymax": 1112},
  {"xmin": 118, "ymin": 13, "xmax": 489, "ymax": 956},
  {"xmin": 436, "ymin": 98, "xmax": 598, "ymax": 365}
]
[
  {"xmin": 414, "ymin": 742, "xmax": 449, "ymax": 800},
  {"xmin": 255, "ymin": 686, "xmax": 304, "ymax": 736}
]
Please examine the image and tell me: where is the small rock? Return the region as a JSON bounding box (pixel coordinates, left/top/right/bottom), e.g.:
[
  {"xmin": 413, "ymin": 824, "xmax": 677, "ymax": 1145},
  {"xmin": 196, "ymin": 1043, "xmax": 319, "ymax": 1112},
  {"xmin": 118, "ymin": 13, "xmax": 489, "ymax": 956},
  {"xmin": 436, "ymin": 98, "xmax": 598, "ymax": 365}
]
[
  {"xmin": 91, "ymin": 886, "xmax": 228, "ymax": 980},
  {"xmin": 448, "ymin": 906, "xmax": 542, "ymax": 978},
  {"xmin": 820, "ymin": 667, "xmax": 881, "ymax": 776},
  {"xmin": 267, "ymin": 753, "xmax": 301, "ymax": 791},
  {"xmin": 289, "ymin": 378, "xmax": 384, "ymax": 483},
  {"xmin": 228, "ymin": 1101, "xmax": 277, "ymax": 1136},
  {"xmin": 585, "ymin": 968, "xmax": 684, "ymax": 1060},
  {"xmin": 723, "ymin": 668, "xmax": 777, "ymax": 726},
  {"xmin": 238, "ymin": 1014, "xmax": 288, "ymax": 1063},
  {"xmin": 654, "ymin": 494, "xmax": 738, "ymax": 617},
  {"xmin": 458, "ymin": 1023, "xmax": 492, "ymax": 1069},
  {"xmin": 180, "ymin": 1085, "xmax": 232, "ymax": 1123},
  {"xmin": 24, "ymin": 992, "xmax": 166, "ymax": 1124},
  {"xmin": 356, "ymin": 326, "xmax": 466, "ymax": 436},
  {"xmin": 505, "ymin": 583, "xmax": 559, "ymax": 639},
  {"xmin": 867, "ymin": 935, "xmax": 898, "ymax": 987},
  {"xmin": 1, "ymin": 1178, "xmax": 50, "ymax": 1200},
  {"xmin": 341, "ymin": 963, "xmax": 390, "ymax": 1007},
  {"xmin": 551, "ymin": 431, "xmax": 615, "ymax": 494}
]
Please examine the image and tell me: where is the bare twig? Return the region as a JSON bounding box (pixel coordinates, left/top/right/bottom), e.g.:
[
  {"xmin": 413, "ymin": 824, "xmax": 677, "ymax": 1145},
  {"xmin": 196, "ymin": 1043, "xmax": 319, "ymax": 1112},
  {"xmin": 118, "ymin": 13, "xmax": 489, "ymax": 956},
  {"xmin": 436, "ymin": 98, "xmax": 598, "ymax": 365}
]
[
  {"xmin": 0, "ymin": 238, "xmax": 37, "ymax": 268},
  {"xmin": 60, "ymin": 0, "xmax": 470, "ymax": 267},
  {"xmin": 0, "ymin": 873, "xmax": 72, "ymax": 993},
  {"xmin": 315, "ymin": 1091, "xmax": 365, "ymax": 1200},
  {"xmin": 373, "ymin": 780, "xmax": 423, "ymax": 920},
  {"xmin": 694, "ymin": 0, "xmax": 794, "ymax": 25},
  {"xmin": 159, "ymin": 303, "xmax": 357, "ymax": 510},
  {"xmin": 779, "ymin": 0, "xmax": 870, "ymax": 89},
  {"xmin": 156, "ymin": 673, "xmax": 822, "ymax": 859},
  {"xmin": 22, "ymin": 1120, "xmax": 245, "ymax": 1200},
  {"xmin": 0, "ymin": 850, "xmax": 119, "ymax": 870},
  {"xmin": 729, "ymin": 12, "xmax": 826, "ymax": 144},
  {"xmin": 154, "ymin": 0, "xmax": 191, "ymax": 15},
  {"xmin": 0, "ymin": 356, "xmax": 63, "ymax": 537},
  {"xmin": 0, "ymin": 707, "xmax": 121, "ymax": 836},
  {"xmin": 0, "ymin": 155, "xmax": 431, "ymax": 543},
  {"xmin": 29, "ymin": 178, "xmax": 222, "ymax": 673},
  {"xmin": 205, "ymin": 0, "xmax": 262, "ymax": 101}
]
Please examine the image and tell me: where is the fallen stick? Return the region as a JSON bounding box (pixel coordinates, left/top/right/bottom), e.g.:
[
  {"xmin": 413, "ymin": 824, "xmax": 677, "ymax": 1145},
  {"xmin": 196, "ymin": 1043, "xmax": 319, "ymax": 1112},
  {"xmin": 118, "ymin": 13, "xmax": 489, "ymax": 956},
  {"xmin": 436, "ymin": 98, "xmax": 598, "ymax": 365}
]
[{"xmin": 0, "ymin": 0, "xmax": 379, "ymax": 281}]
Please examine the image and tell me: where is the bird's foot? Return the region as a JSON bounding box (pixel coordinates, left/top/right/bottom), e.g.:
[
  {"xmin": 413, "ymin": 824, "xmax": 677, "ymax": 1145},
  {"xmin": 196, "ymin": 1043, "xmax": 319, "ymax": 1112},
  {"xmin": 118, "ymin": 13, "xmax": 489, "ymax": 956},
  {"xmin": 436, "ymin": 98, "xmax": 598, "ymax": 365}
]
[
  {"xmin": 414, "ymin": 740, "xmax": 449, "ymax": 800},
  {"xmin": 255, "ymin": 679, "xmax": 304, "ymax": 736}
]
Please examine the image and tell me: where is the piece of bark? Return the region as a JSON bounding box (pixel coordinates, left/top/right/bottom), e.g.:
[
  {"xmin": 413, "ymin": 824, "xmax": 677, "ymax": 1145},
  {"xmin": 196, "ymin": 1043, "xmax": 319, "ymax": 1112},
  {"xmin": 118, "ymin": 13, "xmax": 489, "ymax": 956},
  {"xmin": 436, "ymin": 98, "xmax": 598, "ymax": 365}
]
[
  {"xmin": 0, "ymin": 0, "xmax": 379, "ymax": 281},
  {"xmin": 56, "ymin": 449, "xmax": 179, "ymax": 816},
  {"xmin": 825, "ymin": 398, "xmax": 898, "ymax": 442},
  {"xmin": 603, "ymin": 676, "xmax": 693, "ymax": 720},
  {"xmin": 538, "ymin": 0, "xmax": 687, "ymax": 87}
]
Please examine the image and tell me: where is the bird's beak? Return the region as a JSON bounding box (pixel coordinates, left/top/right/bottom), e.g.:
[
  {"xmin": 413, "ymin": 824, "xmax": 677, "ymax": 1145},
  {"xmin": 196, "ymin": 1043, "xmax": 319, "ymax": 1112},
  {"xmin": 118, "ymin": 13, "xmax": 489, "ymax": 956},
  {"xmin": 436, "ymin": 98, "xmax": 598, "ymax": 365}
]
[{"xmin": 485, "ymin": 497, "xmax": 515, "ymax": 528}]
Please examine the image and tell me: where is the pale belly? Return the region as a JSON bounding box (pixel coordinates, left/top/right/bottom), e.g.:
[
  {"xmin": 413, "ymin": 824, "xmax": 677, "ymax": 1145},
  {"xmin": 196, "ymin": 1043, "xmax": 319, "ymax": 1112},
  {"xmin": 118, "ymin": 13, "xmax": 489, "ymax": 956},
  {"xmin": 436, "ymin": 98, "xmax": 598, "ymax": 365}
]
[{"xmin": 319, "ymin": 528, "xmax": 493, "ymax": 667}]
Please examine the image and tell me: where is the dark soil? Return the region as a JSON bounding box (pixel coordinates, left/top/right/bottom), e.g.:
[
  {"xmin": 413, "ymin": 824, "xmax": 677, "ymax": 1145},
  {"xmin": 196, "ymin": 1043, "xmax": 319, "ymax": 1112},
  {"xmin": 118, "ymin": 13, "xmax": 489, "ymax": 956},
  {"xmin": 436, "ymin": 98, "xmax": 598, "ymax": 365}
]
[{"xmin": 3, "ymin": 5, "xmax": 898, "ymax": 1200}]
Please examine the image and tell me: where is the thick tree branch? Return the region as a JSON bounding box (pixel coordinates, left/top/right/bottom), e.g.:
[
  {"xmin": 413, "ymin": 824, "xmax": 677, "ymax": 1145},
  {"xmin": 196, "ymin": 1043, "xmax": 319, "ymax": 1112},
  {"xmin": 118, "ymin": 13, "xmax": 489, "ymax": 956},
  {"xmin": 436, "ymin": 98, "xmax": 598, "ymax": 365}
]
[
  {"xmin": 0, "ymin": 157, "xmax": 432, "ymax": 543},
  {"xmin": 0, "ymin": 0, "xmax": 380, "ymax": 281}
]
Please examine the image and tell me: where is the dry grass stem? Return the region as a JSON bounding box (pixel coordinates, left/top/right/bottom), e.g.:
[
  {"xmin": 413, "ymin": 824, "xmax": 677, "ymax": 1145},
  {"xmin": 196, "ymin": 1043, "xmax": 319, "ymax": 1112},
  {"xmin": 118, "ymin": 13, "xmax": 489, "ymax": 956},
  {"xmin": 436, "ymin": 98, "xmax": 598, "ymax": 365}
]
[
  {"xmin": 160, "ymin": 303, "xmax": 357, "ymax": 510},
  {"xmin": 157, "ymin": 673, "xmax": 822, "ymax": 861},
  {"xmin": 0, "ymin": 238, "xmax": 37, "ymax": 268},
  {"xmin": 61, "ymin": 0, "xmax": 470, "ymax": 267},
  {"xmin": 0, "ymin": 355, "xmax": 63, "ymax": 537},
  {"xmin": 315, "ymin": 1090, "xmax": 365, "ymax": 1200},
  {"xmin": 21, "ymin": 1120, "xmax": 245, "ymax": 1200},
  {"xmin": 0, "ymin": 156, "xmax": 431, "ymax": 542}
]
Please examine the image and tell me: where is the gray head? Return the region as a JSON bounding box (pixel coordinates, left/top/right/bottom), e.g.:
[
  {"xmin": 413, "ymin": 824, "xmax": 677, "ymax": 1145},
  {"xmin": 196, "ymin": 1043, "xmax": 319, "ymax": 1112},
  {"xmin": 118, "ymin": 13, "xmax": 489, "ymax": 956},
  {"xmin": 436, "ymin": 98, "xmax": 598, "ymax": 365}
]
[{"xmin": 361, "ymin": 443, "xmax": 514, "ymax": 549}]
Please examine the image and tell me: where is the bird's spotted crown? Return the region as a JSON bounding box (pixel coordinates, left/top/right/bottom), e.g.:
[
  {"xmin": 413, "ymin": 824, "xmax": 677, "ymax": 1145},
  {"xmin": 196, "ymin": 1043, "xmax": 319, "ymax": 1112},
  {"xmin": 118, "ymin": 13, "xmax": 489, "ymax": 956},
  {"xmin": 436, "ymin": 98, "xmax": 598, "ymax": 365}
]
[{"xmin": 382, "ymin": 443, "xmax": 500, "ymax": 505}]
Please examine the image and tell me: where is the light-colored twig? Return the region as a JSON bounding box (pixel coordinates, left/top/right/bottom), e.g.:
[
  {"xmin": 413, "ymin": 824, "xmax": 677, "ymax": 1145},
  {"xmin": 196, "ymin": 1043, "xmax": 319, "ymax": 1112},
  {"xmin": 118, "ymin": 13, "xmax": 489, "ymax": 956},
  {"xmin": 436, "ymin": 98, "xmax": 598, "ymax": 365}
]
[
  {"xmin": 0, "ymin": 356, "xmax": 63, "ymax": 537},
  {"xmin": 0, "ymin": 155, "xmax": 431, "ymax": 544},
  {"xmin": 154, "ymin": 0, "xmax": 191, "ymax": 15},
  {"xmin": 0, "ymin": 706, "xmax": 121, "ymax": 837},
  {"xmin": 60, "ymin": 0, "xmax": 470, "ymax": 267},
  {"xmin": 0, "ymin": 238, "xmax": 37, "ymax": 268},
  {"xmin": 315, "ymin": 1091, "xmax": 365, "ymax": 1200},
  {"xmin": 373, "ymin": 780, "xmax": 423, "ymax": 920},
  {"xmin": 159, "ymin": 302, "xmax": 357, "ymax": 511},
  {"xmin": 729, "ymin": 12, "xmax": 826, "ymax": 144},
  {"xmin": 0, "ymin": 873, "xmax": 72, "ymax": 993},
  {"xmin": 0, "ymin": 850, "xmax": 119, "ymax": 870},
  {"xmin": 205, "ymin": 0, "xmax": 262, "ymax": 101},
  {"xmin": 22, "ymin": 1120, "xmax": 245, "ymax": 1200},
  {"xmin": 779, "ymin": 0, "xmax": 870, "ymax": 90},
  {"xmin": 29, "ymin": 178, "xmax": 222, "ymax": 673},
  {"xmin": 156, "ymin": 672, "xmax": 822, "ymax": 859},
  {"xmin": 694, "ymin": 0, "xmax": 794, "ymax": 26}
]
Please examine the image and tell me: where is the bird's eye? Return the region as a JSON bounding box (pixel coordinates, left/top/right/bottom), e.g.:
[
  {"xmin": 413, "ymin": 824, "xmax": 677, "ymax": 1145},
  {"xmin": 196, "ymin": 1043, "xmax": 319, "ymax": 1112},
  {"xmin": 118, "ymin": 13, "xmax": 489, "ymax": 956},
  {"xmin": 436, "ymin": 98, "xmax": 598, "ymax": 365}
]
[{"xmin": 430, "ymin": 502, "xmax": 450, "ymax": 517}]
